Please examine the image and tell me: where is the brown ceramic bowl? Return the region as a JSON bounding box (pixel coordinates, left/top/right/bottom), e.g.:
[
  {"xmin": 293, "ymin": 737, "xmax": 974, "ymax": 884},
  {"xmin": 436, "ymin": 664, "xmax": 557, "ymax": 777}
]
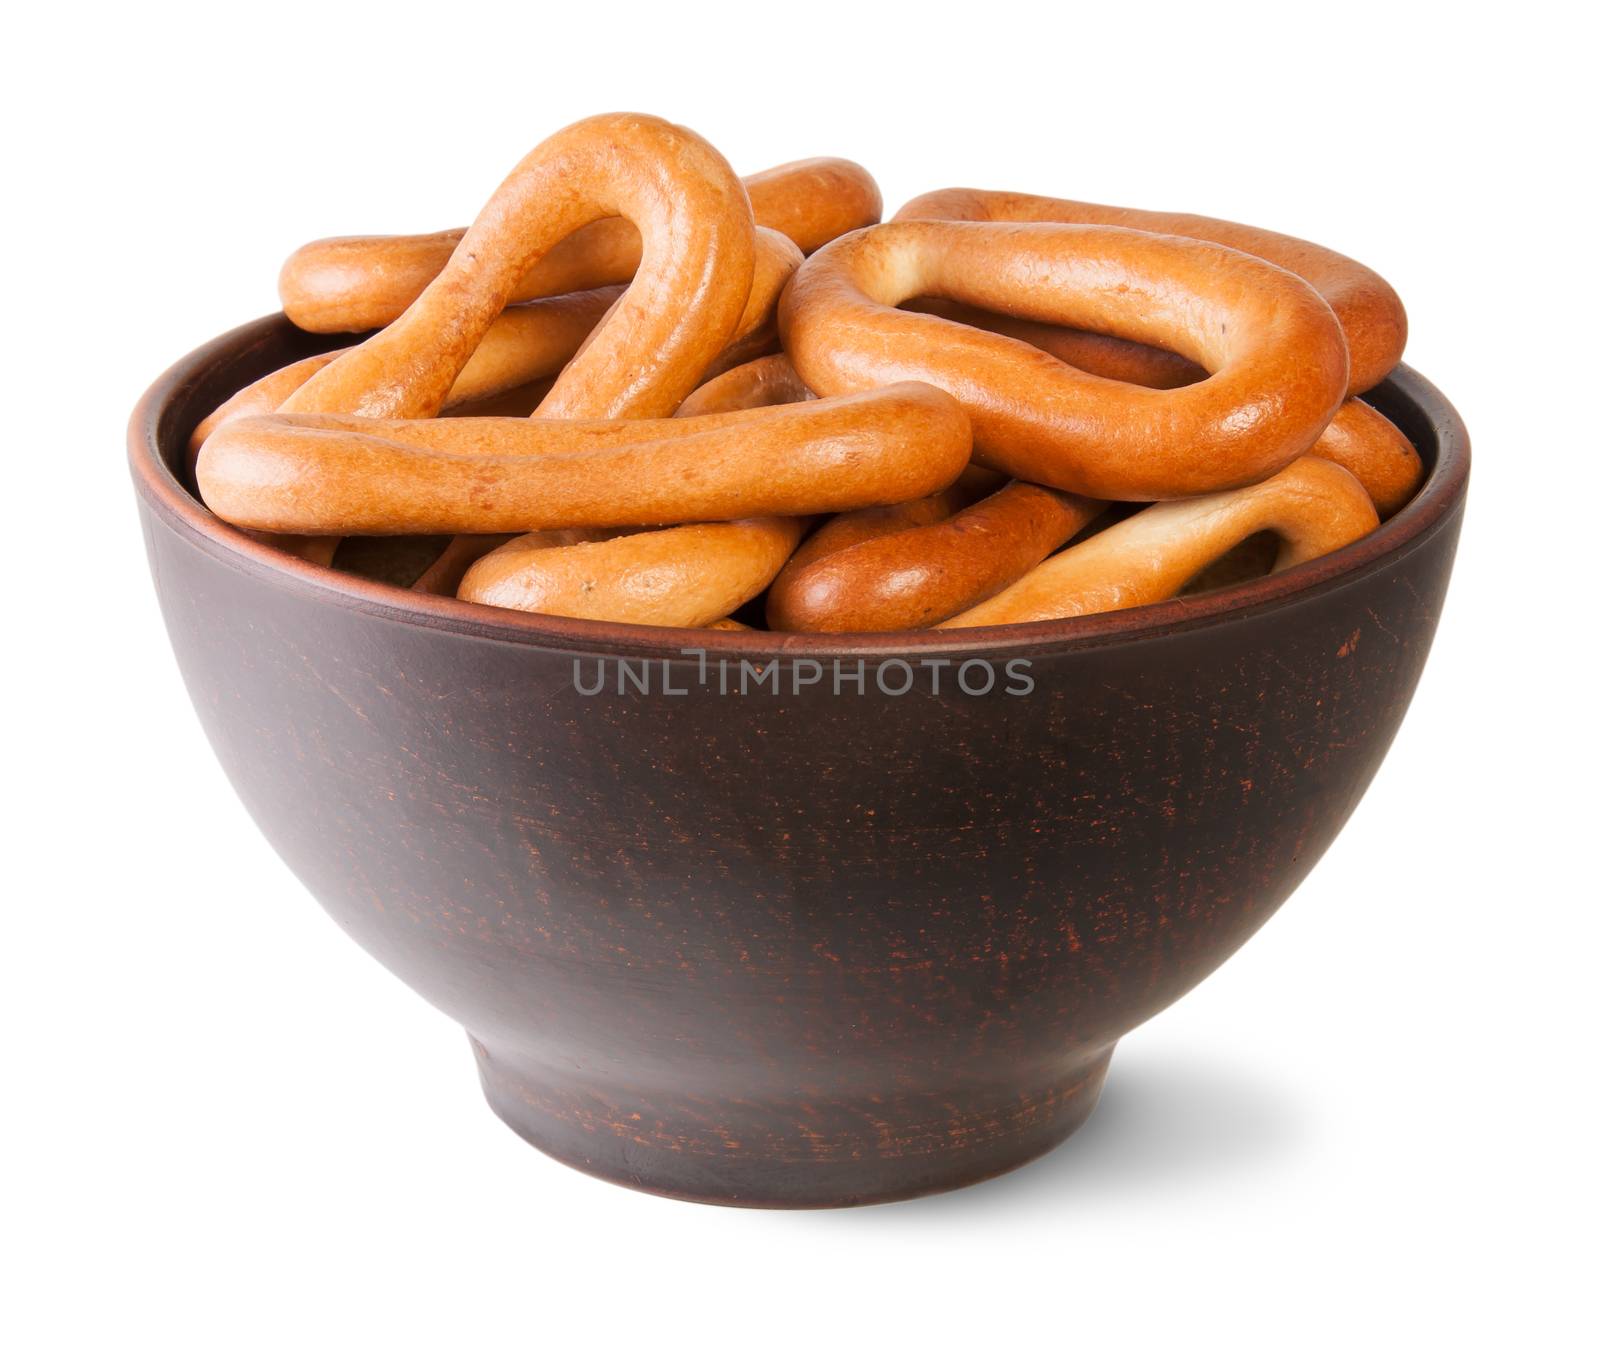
[{"xmin": 131, "ymin": 315, "xmax": 1468, "ymax": 1207}]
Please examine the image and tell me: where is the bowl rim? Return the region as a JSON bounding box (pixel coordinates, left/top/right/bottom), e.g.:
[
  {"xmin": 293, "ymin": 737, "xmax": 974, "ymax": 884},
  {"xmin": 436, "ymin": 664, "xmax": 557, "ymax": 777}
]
[{"xmin": 129, "ymin": 314, "xmax": 1470, "ymax": 659}]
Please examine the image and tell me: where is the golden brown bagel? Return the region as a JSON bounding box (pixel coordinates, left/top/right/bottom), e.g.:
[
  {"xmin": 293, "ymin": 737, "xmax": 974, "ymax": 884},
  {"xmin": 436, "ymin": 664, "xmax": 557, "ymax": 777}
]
[
  {"xmin": 280, "ymin": 113, "xmax": 756, "ymax": 423},
  {"xmin": 782, "ymin": 219, "xmax": 1349, "ymax": 499},
  {"xmin": 895, "ymin": 188, "xmax": 1405, "ymax": 394},
  {"xmin": 768, "ymin": 481, "xmax": 1105, "ymax": 632},
  {"xmin": 197, "ymin": 383, "xmax": 971, "ymax": 536},
  {"xmin": 941, "ymin": 457, "xmax": 1378, "ymax": 628},
  {"xmin": 459, "ymin": 519, "xmax": 804, "ymax": 627},
  {"xmin": 281, "ymin": 157, "xmax": 879, "ymax": 332},
  {"xmin": 210, "ymin": 114, "xmax": 757, "ymax": 568},
  {"xmin": 912, "ymin": 297, "xmax": 1421, "ymax": 516},
  {"xmin": 193, "ymin": 225, "xmax": 801, "ymax": 468},
  {"xmin": 412, "ymin": 143, "xmax": 817, "ymax": 622}
]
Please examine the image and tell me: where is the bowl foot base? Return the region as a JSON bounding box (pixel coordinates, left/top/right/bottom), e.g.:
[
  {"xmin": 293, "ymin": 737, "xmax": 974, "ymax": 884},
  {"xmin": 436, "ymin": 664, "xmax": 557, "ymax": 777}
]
[{"xmin": 472, "ymin": 1039, "xmax": 1114, "ymax": 1207}]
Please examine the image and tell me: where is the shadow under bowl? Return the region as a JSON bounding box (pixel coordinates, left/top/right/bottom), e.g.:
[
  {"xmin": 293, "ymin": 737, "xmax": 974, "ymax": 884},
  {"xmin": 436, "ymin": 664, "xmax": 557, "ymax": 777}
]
[{"xmin": 130, "ymin": 315, "xmax": 1469, "ymax": 1207}]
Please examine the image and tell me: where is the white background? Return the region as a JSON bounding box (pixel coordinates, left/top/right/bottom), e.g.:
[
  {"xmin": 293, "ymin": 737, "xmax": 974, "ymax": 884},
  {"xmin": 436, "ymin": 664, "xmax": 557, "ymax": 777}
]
[{"xmin": 5, "ymin": 3, "xmax": 1594, "ymax": 1340}]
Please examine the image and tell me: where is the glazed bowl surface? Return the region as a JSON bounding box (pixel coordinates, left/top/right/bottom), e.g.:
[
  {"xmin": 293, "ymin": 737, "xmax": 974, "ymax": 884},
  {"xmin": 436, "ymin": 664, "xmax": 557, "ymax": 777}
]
[{"xmin": 131, "ymin": 315, "xmax": 1468, "ymax": 1206}]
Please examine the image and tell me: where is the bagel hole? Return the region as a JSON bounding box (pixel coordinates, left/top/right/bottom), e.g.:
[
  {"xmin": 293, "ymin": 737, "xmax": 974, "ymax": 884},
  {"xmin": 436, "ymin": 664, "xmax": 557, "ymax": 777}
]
[
  {"xmin": 898, "ymin": 298, "xmax": 1205, "ymax": 389},
  {"xmin": 1180, "ymin": 531, "xmax": 1281, "ymax": 595}
]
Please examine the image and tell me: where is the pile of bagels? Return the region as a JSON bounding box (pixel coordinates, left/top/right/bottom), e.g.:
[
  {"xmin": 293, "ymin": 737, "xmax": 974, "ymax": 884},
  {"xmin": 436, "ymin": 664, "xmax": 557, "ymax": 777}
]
[{"xmin": 192, "ymin": 112, "xmax": 1420, "ymax": 632}]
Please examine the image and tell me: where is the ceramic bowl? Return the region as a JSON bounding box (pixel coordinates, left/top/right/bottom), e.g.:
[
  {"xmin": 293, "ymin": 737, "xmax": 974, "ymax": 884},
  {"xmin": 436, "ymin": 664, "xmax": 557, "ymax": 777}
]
[{"xmin": 130, "ymin": 315, "xmax": 1469, "ymax": 1206}]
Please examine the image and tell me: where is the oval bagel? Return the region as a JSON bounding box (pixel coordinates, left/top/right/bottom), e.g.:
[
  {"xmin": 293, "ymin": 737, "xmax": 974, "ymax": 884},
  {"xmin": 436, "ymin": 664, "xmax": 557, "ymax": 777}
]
[
  {"xmin": 197, "ymin": 382, "xmax": 971, "ymax": 535},
  {"xmin": 781, "ymin": 218, "xmax": 1349, "ymax": 499}
]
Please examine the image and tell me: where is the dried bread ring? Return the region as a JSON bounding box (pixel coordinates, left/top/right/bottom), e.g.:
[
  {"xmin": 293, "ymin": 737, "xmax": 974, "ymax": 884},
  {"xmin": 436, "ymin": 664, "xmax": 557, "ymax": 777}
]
[
  {"xmin": 941, "ymin": 457, "xmax": 1378, "ymax": 628},
  {"xmin": 781, "ymin": 219, "xmax": 1350, "ymax": 500},
  {"xmin": 198, "ymin": 383, "xmax": 971, "ymax": 535},
  {"xmin": 281, "ymin": 112, "xmax": 757, "ymax": 424}
]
